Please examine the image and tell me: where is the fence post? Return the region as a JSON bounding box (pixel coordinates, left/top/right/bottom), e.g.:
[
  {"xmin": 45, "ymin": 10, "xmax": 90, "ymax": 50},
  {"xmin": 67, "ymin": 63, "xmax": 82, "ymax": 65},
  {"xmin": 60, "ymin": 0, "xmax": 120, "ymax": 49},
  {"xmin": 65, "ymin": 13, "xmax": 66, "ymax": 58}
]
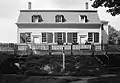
[
  {"xmin": 91, "ymin": 44, "xmax": 95, "ymax": 56},
  {"xmin": 71, "ymin": 45, "xmax": 73, "ymax": 55},
  {"xmin": 49, "ymin": 45, "xmax": 51, "ymax": 55}
]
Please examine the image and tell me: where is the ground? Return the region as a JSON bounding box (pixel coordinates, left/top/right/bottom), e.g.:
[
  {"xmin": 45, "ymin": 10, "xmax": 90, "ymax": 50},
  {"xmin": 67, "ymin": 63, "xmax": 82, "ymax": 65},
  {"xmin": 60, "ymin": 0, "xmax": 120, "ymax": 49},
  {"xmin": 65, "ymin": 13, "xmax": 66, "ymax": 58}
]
[{"xmin": 0, "ymin": 74, "xmax": 120, "ymax": 83}]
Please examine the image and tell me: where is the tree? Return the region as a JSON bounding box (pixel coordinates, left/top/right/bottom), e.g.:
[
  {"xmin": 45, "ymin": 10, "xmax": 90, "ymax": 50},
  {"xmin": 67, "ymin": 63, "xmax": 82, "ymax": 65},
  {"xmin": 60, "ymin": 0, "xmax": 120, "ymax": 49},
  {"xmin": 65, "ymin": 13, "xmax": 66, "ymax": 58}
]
[
  {"xmin": 108, "ymin": 25, "xmax": 119, "ymax": 44},
  {"xmin": 91, "ymin": 0, "xmax": 120, "ymax": 16}
]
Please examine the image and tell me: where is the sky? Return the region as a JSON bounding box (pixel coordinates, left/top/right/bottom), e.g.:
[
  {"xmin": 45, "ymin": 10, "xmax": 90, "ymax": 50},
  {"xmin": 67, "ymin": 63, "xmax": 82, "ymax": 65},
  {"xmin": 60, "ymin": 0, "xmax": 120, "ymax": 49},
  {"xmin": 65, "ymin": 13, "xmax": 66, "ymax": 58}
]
[{"xmin": 0, "ymin": 0, "xmax": 120, "ymax": 43}]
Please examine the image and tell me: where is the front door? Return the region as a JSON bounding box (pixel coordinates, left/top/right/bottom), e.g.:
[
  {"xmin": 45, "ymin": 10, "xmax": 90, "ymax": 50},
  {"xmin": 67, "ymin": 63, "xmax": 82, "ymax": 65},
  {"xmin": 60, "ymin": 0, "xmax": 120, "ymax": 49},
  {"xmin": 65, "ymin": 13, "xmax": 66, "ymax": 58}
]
[
  {"xmin": 33, "ymin": 35, "xmax": 41, "ymax": 44},
  {"xmin": 79, "ymin": 35, "xmax": 87, "ymax": 44}
]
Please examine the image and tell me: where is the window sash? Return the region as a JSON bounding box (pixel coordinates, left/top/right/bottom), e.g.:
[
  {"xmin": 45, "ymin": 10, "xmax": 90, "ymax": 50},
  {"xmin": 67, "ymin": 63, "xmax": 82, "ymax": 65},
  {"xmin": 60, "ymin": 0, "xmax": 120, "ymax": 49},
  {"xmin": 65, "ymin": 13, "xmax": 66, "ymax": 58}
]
[
  {"xmin": 88, "ymin": 32, "xmax": 99, "ymax": 43},
  {"xmin": 54, "ymin": 32, "xmax": 66, "ymax": 43},
  {"xmin": 67, "ymin": 33, "xmax": 77, "ymax": 43},
  {"xmin": 42, "ymin": 33, "xmax": 53, "ymax": 43},
  {"xmin": 55, "ymin": 15, "xmax": 65, "ymax": 22},
  {"xmin": 88, "ymin": 33, "xmax": 93, "ymax": 42},
  {"xmin": 20, "ymin": 33, "xmax": 31, "ymax": 43},
  {"xmin": 32, "ymin": 15, "xmax": 43, "ymax": 23},
  {"xmin": 42, "ymin": 33, "xmax": 47, "ymax": 42}
]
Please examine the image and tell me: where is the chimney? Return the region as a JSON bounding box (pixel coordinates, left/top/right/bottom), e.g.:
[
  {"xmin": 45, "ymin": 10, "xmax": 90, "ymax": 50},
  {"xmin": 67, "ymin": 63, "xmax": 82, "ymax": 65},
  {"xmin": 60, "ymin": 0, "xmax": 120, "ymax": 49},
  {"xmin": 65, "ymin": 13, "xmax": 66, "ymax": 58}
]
[
  {"xmin": 85, "ymin": 2, "xmax": 88, "ymax": 10},
  {"xmin": 28, "ymin": 2, "xmax": 32, "ymax": 10}
]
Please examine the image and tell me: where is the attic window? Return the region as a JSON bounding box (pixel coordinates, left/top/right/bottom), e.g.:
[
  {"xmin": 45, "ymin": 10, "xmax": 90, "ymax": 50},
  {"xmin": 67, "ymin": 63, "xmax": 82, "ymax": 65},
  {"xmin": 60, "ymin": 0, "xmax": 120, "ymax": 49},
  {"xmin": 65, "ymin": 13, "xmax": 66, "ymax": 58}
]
[
  {"xmin": 55, "ymin": 15, "xmax": 66, "ymax": 22},
  {"xmin": 32, "ymin": 15, "xmax": 43, "ymax": 23},
  {"xmin": 80, "ymin": 15, "xmax": 88, "ymax": 23}
]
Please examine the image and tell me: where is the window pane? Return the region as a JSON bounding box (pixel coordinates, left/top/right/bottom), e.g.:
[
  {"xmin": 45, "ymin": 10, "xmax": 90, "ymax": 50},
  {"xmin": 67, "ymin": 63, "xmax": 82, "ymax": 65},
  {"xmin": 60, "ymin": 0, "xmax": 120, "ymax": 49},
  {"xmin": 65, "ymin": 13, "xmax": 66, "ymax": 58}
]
[
  {"xmin": 88, "ymin": 33, "xmax": 93, "ymax": 42},
  {"xmin": 55, "ymin": 15, "xmax": 65, "ymax": 22},
  {"xmin": 20, "ymin": 33, "xmax": 31, "ymax": 43},
  {"xmin": 94, "ymin": 33, "xmax": 99, "ymax": 43},
  {"xmin": 42, "ymin": 33, "xmax": 46, "ymax": 37},
  {"xmin": 42, "ymin": 33, "xmax": 47, "ymax": 42},
  {"xmin": 32, "ymin": 15, "xmax": 43, "ymax": 22},
  {"xmin": 73, "ymin": 33, "xmax": 77, "ymax": 43},
  {"xmin": 57, "ymin": 33, "xmax": 62, "ymax": 37},
  {"xmin": 57, "ymin": 33, "xmax": 62, "ymax": 43},
  {"xmin": 67, "ymin": 33, "xmax": 77, "ymax": 43}
]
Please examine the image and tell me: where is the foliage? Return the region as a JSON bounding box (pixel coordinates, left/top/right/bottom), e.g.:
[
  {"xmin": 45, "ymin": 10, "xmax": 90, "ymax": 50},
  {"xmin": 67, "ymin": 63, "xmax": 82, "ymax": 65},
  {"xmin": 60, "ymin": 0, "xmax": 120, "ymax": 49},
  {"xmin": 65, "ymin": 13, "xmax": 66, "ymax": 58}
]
[
  {"xmin": 108, "ymin": 25, "xmax": 118, "ymax": 44},
  {"xmin": 91, "ymin": 0, "xmax": 120, "ymax": 16},
  {"xmin": 108, "ymin": 25, "xmax": 120, "ymax": 44}
]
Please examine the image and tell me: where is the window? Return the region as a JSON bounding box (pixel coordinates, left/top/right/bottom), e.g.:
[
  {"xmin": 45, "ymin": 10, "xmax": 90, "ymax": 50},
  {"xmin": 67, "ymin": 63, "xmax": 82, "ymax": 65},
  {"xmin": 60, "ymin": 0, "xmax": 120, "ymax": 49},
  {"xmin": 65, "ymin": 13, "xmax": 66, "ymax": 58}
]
[
  {"xmin": 42, "ymin": 33, "xmax": 47, "ymax": 42},
  {"xmin": 80, "ymin": 15, "xmax": 88, "ymax": 23},
  {"xmin": 57, "ymin": 33, "xmax": 62, "ymax": 42},
  {"xmin": 88, "ymin": 33, "xmax": 93, "ymax": 42},
  {"xmin": 73, "ymin": 33, "xmax": 77, "ymax": 43},
  {"xmin": 20, "ymin": 32, "xmax": 31, "ymax": 43},
  {"xmin": 88, "ymin": 32, "xmax": 99, "ymax": 43},
  {"xmin": 54, "ymin": 32, "xmax": 66, "ymax": 43},
  {"xmin": 55, "ymin": 15, "xmax": 66, "ymax": 22},
  {"xmin": 32, "ymin": 15, "xmax": 43, "ymax": 23},
  {"xmin": 67, "ymin": 33, "xmax": 77, "ymax": 43},
  {"xmin": 42, "ymin": 33, "xmax": 53, "ymax": 43}
]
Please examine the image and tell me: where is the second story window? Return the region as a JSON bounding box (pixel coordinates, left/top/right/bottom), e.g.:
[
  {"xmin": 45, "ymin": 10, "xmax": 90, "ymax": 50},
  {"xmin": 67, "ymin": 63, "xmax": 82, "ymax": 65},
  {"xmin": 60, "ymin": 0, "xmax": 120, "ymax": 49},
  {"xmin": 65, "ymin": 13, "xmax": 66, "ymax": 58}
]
[
  {"xmin": 55, "ymin": 15, "xmax": 66, "ymax": 22},
  {"xmin": 80, "ymin": 15, "xmax": 88, "ymax": 23},
  {"xmin": 32, "ymin": 15, "xmax": 43, "ymax": 23}
]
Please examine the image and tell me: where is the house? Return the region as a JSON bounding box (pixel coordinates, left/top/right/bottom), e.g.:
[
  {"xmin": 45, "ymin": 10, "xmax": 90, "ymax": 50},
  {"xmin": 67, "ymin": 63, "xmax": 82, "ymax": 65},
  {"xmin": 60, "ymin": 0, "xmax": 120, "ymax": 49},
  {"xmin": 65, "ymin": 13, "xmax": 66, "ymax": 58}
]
[{"xmin": 16, "ymin": 2, "xmax": 108, "ymax": 46}]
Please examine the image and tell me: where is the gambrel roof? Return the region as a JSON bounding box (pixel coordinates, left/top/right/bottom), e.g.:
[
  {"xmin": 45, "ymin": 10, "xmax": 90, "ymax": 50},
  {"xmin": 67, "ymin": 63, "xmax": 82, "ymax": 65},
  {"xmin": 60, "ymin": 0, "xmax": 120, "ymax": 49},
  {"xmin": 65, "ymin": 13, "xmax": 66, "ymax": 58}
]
[{"xmin": 16, "ymin": 10, "xmax": 101, "ymax": 24}]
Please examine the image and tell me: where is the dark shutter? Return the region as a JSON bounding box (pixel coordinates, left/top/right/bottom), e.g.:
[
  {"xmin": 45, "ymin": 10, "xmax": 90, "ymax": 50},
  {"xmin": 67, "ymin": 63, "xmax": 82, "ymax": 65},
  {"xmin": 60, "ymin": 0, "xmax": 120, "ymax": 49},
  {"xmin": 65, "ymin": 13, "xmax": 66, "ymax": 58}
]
[
  {"xmin": 47, "ymin": 33, "xmax": 53, "ymax": 43},
  {"xmin": 63, "ymin": 33, "xmax": 66, "ymax": 43},
  {"xmin": 54, "ymin": 33, "xmax": 57, "ymax": 43},
  {"xmin": 67, "ymin": 33, "xmax": 73, "ymax": 43},
  {"xmin": 20, "ymin": 33, "xmax": 26, "ymax": 43},
  {"xmin": 94, "ymin": 33, "xmax": 99, "ymax": 43}
]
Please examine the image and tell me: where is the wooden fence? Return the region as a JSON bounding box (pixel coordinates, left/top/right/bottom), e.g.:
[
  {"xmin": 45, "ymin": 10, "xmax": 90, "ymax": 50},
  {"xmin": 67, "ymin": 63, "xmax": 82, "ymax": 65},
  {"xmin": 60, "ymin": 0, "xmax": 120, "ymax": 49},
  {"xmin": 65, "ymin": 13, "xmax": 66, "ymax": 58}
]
[{"xmin": 0, "ymin": 43, "xmax": 119, "ymax": 55}]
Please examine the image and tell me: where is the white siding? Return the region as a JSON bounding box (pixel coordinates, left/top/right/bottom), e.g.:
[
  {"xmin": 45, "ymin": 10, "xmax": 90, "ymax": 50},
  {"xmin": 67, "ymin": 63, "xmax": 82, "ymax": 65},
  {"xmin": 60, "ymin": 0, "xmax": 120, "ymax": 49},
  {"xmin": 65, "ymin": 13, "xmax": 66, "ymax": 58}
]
[{"xmin": 18, "ymin": 28, "xmax": 101, "ymax": 44}]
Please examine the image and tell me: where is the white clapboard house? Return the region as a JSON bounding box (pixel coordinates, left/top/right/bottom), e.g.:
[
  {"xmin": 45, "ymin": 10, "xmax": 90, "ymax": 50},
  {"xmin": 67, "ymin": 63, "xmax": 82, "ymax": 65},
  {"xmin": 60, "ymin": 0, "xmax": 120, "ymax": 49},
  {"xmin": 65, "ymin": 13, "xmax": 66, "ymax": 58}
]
[{"xmin": 16, "ymin": 2, "xmax": 108, "ymax": 46}]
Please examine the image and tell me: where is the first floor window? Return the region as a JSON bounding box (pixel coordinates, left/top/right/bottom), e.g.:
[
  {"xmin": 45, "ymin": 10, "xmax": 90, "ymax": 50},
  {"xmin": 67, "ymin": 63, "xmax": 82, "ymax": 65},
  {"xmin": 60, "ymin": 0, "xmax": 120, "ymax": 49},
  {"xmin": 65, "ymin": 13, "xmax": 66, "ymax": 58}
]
[
  {"xmin": 54, "ymin": 32, "xmax": 66, "ymax": 43},
  {"xmin": 20, "ymin": 32, "xmax": 31, "ymax": 43},
  {"xmin": 42, "ymin": 33, "xmax": 53, "ymax": 43},
  {"xmin": 67, "ymin": 33, "xmax": 77, "ymax": 43},
  {"xmin": 88, "ymin": 33, "xmax": 93, "ymax": 42},
  {"xmin": 42, "ymin": 33, "xmax": 47, "ymax": 42},
  {"xmin": 88, "ymin": 32, "xmax": 99, "ymax": 43}
]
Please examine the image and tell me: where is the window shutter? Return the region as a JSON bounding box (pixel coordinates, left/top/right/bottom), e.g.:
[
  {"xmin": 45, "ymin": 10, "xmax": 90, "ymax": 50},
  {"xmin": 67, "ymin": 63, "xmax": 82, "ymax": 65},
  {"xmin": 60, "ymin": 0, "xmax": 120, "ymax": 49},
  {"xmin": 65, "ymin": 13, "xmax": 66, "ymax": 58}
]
[
  {"xmin": 54, "ymin": 33, "xmax": 57, "ymax": 43},
  {"xmin": 47, "ymin": 33, "xmax": 53, "ymax": 43},
  {"xmin": 67, "ymin": 33, "xmax": 73, "ymax": 43},
  {"xmin": 94, "ymin": 33, "xmax": 99, "ymax": 43},
  {"xmin": 63, "ymin": 33, "xmax": 66, "ymax": 43}
]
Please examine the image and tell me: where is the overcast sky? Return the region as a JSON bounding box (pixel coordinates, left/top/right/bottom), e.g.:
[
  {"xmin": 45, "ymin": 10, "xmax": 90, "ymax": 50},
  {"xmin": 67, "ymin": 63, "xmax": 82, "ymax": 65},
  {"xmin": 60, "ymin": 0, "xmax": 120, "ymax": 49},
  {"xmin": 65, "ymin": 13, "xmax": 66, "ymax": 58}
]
[{"xmin": 0, "ymin": 0, "xmax": 120, "ymax": 43}]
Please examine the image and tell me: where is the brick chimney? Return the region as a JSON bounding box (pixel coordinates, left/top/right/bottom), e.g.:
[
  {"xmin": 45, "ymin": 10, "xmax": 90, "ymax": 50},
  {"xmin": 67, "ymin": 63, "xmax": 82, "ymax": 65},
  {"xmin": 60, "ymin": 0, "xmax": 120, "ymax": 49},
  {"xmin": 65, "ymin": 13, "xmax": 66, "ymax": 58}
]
[
  {"xmin": 28, "ymin": 2, "xmax": 32, "ymax": 10},
  {"xmin": 85, "ymin": 2, "xmax": 88, "ymax": 10}
]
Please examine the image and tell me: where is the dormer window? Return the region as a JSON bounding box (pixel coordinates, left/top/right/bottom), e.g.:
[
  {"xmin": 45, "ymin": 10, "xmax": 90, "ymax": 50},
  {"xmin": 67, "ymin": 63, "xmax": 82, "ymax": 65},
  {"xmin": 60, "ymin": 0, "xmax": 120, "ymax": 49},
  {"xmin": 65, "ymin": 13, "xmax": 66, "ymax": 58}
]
[
  {"xmin": 32, "ymin": 15, "xmax": 43, "ymax": 23},
  {"xmin": 80, "ymin": 15, "xmax": 88, "ymax": 23},
  {"xmin": 55, "ymin": 15, "xmax": 66, "ymax": 22}
]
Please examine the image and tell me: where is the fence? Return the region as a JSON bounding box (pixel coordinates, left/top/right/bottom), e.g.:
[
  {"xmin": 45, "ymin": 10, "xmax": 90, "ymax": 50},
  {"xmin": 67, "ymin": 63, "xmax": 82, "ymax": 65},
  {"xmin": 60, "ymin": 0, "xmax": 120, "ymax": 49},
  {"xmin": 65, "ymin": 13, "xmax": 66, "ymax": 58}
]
[{"xmin": 0, "ymin": 43, "xmax": 119, "ymax": 55}]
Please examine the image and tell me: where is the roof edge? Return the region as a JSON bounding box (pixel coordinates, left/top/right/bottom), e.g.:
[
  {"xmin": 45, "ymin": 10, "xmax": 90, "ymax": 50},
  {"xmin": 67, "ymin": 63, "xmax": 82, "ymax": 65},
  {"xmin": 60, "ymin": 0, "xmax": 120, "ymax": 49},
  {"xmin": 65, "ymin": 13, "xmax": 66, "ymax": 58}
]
[
  {"xmin": 20, "ymin": 10, "xmax": 98, "ymax": 12},
  {"xmin": 16, "ymin": 22, "xmax": 101, "ymax": 25}
]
